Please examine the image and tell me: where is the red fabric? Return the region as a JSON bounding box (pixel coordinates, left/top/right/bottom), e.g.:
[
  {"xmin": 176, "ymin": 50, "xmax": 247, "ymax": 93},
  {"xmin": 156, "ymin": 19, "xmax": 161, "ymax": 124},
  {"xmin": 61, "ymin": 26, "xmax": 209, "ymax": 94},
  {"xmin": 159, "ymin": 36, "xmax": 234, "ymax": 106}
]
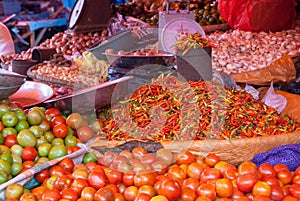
[{"xmin": 218, "ymin": 0, "xmax": 297, "ymax": 32}]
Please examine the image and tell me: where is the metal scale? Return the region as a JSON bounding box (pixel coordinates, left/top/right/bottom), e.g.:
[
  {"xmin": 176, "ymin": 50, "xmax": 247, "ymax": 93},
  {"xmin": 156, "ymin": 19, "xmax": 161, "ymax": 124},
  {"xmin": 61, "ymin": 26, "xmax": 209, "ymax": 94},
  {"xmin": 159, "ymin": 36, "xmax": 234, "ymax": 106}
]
[
  {"xmin": 158, "ymin": 0, "xmax": 206, "ymax": 53},
  {"xmin": 68, "ymin": 0, "xmax": 111, "ymax": 33}
]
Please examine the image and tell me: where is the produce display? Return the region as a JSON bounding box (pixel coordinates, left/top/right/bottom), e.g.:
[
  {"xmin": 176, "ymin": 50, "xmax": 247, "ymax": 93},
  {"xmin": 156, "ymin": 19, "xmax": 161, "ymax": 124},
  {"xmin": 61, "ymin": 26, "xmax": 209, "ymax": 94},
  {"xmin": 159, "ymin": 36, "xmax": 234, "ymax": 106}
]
[
  {"xmin": 0, "ymin": 31, "xmax": 107, "ymax": 67},
  {"xmin": 209, "ymin": 26, "xmax": 300, "ymax": 74},
  {"xmin": 0, "ymin": 100, "xmax": 96, "ymax": 184},
  {"xmin": 114, "ymin": 0, "xmax": 226, "ymax": 26},
  {"xmin": 97, "ymin": 75, "xmax": 300, "ymax": 141},
  {"xmin": 28, "ymin": 51, "xmax": 110, "ymax": 88},
  {"xmin": 5, "ymin": 148, "xmax": 300, "ymax": 201}
]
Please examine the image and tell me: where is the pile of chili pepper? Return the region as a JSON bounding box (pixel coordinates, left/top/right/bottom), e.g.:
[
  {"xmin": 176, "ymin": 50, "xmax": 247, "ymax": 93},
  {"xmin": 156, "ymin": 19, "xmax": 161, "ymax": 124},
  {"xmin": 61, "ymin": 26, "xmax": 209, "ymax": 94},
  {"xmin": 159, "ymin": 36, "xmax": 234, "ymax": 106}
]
[
  {"xmin": 98, "ymin": 75, "xmax": 300, "ymax": 141},
  {"xmin": 173, "ymin": 32, "xmax": 215, "ymax": 55}
]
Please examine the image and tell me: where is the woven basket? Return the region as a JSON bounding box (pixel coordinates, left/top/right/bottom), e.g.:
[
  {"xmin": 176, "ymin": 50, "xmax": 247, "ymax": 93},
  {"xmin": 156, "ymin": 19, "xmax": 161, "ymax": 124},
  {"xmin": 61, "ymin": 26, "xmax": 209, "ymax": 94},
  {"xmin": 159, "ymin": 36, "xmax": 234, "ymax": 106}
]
[
  {"xmin": 89, "ymin": 131, "xmax": 300, "ymax": 166},
  {"xmin": 27, "ymin": 64, "xmax": 76, "ymax": 88}
]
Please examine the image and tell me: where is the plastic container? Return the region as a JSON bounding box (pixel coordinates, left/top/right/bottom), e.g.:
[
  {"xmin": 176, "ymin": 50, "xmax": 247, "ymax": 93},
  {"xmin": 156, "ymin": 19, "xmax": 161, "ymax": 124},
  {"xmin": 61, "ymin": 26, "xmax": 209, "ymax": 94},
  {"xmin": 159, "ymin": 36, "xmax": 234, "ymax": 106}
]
[
  {"xmin": 11, "ymin": 59, "xmax": 38, "ymax": 76},
  {"xmin": 31, "ymin": 48, "xmax": 57, "ymax": 63}
]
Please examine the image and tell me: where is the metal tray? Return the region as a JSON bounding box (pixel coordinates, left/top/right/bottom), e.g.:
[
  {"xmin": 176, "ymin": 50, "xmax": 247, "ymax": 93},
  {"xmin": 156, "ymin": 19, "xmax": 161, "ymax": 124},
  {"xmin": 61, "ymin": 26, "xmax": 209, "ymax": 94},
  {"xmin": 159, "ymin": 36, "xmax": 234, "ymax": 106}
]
[{"xmin": 45, "ymin": 76, "xmax": 134, "ymax": 113}]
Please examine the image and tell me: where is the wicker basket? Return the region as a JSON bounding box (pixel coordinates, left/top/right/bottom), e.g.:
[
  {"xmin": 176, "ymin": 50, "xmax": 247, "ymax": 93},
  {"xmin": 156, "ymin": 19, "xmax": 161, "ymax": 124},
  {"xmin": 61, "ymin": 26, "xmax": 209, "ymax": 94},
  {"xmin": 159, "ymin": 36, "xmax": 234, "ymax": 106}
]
[
  {"xmin": 27, "ymin": 64, "xmax": 76, "ymax": 88},
  {"xmin": 89, "ymin": 131, "xmax": 300, "ymax": 166}
]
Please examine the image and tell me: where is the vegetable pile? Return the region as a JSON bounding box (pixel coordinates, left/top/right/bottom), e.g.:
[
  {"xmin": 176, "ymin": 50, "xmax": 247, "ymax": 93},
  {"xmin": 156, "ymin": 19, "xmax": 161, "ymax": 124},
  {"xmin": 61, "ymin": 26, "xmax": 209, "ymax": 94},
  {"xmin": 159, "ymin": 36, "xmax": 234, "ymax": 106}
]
[
  {"xmin": 98, "ymin": 76, "xmax": 300, "ymax": 141},
  {"xmin": 6, "ymin": 148, "xmax": 300, "ymax": 201}
]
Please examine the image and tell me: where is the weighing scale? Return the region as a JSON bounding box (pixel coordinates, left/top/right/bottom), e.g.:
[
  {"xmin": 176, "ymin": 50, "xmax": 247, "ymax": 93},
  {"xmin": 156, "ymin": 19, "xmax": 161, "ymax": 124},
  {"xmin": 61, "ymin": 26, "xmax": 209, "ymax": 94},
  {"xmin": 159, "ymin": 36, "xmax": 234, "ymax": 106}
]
[
  {"xmin": 158, "ymin": 0, "xmax": 206, "ymax": 53},
  {"xmin": 68, "ymin": 0, "xmax": 111, "ymax": 33}
]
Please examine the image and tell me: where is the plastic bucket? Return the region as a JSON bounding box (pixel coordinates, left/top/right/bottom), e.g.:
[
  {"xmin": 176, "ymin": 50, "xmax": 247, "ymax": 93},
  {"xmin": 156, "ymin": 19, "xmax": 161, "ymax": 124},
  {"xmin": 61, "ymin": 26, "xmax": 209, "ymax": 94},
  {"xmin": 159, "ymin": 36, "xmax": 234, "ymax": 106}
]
[
  {"xmin": 11, "ymin": 59, "xmax": 38, "ymax": 76},
  {"xmin": 31, "ymin": 48, "xmax": 57, "ymax": 63}
]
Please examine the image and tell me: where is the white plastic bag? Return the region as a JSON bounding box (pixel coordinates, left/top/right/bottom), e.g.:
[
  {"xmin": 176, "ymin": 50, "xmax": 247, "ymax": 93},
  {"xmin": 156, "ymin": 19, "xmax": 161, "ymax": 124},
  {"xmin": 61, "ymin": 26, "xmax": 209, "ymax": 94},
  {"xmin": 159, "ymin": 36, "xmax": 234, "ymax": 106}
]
[{"xmin": 262, "ymin": 81, "xmax": 287, "ymax": 113}]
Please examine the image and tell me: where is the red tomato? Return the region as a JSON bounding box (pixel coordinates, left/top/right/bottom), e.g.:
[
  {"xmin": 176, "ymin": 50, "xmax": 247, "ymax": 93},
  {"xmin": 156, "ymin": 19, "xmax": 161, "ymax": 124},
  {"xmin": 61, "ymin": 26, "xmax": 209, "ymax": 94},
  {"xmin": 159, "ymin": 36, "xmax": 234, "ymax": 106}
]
[
  {"xmin": 236, "ymin": 173, "xmax": 258, "ymax": 193},
  {"xmin": 35, "ymin": 169, "xmax": 49, "ymax": 183},
  {"xmin": 157, "ymin": 179, "xmax": 182, "ymax": 201},
  {"xmin": 58, "ymin": 158, "xmax": 75, "ymax": 174},
  {"xmin": 66, "ymin": 113, "xmax": 83, "ymax": 129},
  {"xmin": 252, "ymin": 195, "xmax": 272, "ymax": 201},
  {"xmin": 22, "ymin": 160, "xmax": 35, "ymax": 170},
  {"xmin": 220, "ymin": 163, "xmax": 237, "ymax": 177},
  {"xmin": 123, "ymin": 186, "xmax": 138, "ymax": 201},
  {"xmin": 223, "ymin": 168, "xmax": 238, "ymax": 180},
  {"xmin": 105, "ymin": 169, "xmax": 123, "ymax": 185},
  {"xmin": 252, "ymin": 181, "xmax": 271, "ymax": 197},
  {"xmin": 176, "ymin": 151, "xmax": 196, "ymax": 165},
  {"xmin": 41, "ymin": 189, "xmax": 61, "ymax": 201},
  {"xmin": 53, "ymin": 175, "xmax": 72, "ymax": 191},
  {"xmin": 122, "ymin": 171, "xmax": 136, "ymax": 187},
  {"xmin": 131, "ymin": 147, "xmax": 148, "ymax": 158},
  {"xmin": 77, "ymin": 126, "xmax": 94, "ymax": 143},
  {"xmin": 217, "ymin": 198, "xmax": 234, "ymax": 201},
  {"xmin": 49, "ymin": 165, "xmax": 66, "ymax": 177},
  {"xmin": 238, "ymin": 161, "xmax": 258, "ymax": 176},
  {"xmin": 45, "ymin": 108, "xmax": 61, "ymax": 118},
  {"xmin": 87, "ymin": 170, "xmax": 106, "ymax": 190},
  {"xmin": 270, "ymin": 184, "xmax": 285, "ymax": 201},
  {"xmin": 167, "ymin": 164, "xmax": 187, "ymax": 185},
  {"xmin": 61, "ymin": 187, "xmax": 78, "ymax": 201},
  {"xmin": 71, "ymin": 178, "xmax": 89, "ymax": 196},
  {"xmin": 4, "ymin": 134, "xmax": 17, "ymax": 148},
  {"xmin": 259, "ymin": 163, "xmax": 276, "ymax": 178},
  {"xmin": 195, "ymin": 196, "xmax": 212, "ymax": 201},
  {"xmin": 262, "ymin": 175, "xmax": 281, "ymax": 187},
  {"xmin": 187, "ymin": 162, "xmax": 204, "ymax": 179},
  {"xmin": 51, "ymin": 115, "xmax": 66, "ymax": 127},
  {"xmin": 32, "ymin": 186, "xmax": 47, "ymax": 200},
  {"xmin": 215, "ymin": 178, "xmax": 234, "ymax": 198},
  {"xmin": 204, "ymin": 153, "xmax": 220, "ymax": 167},
  {"xmin": 289, "ymin": 184, "xmax": 300, "ymax": 199},
  {"xmin": 180, "ymin": 187, "xmax": 196, "ymax": 201},
  {"xmin": 196, "ymin": 183, "xmax": 216, "ymax": 200},
  {"xmin": 21, "ymin": 146, "xmax": 38, "ymax": 161},
  {"xmin": 231, "ymin": 188, "xmax": 245, "ymax": 200},
  {"xmin": 277, "ymin": 170, "xmax": 293, "ymax": 185},
  {"xmin": 274, "ymin": 164, "xmax": 289, "ymax": 173},
  {"xmin": 293, "ymin": 175, "xmax": 300, "ymax": 185},
  {"xmin": 85, "ymin": 161, "xmax": 97, "ymax": 170},
  {"xmin": 53, "ymin": 123, "xmax": 68, "ymax": 138},
  {"xmin": 134, "ymin": 171, "xmax": 157, "ymax": 187},
  {"xmin": 283, "ymin": 195, "xmax": 300, "ymax": 201},
  {"xmin": 81, "ymin": 186, "xmax": 96, "ymax": 201},
  {"xmin": 115, "ymin": 193, "xmax": 125, "ymax": 201},
  {"xmin": 182, "ymin": 177, "xmax": 200, "ymax": 191},
  {"xmin": 134, "ymin": 193, "xmax": 151, "ymax": 201},
  {"xmin": 200, "ymin": 167, "xmax": 221, "ymax": 184},
  {"xmin": 138, "ymin": 185, "xmax": 156, "ymax": 197},
  {"xmin": 295, "ymin": 167, "xmax": 300, "ymax": 176},
  {"xmin": 235, "ymin": 197, "xmax": 252, "ymax": 201}
]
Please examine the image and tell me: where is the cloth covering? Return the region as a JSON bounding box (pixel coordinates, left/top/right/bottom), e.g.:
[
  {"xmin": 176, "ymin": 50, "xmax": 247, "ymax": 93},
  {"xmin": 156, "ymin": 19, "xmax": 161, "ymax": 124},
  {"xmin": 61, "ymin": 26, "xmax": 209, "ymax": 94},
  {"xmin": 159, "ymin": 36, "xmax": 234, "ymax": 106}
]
[{"xmin": 252, "ymin": 143, "xmax": 300, "ymax": 171}]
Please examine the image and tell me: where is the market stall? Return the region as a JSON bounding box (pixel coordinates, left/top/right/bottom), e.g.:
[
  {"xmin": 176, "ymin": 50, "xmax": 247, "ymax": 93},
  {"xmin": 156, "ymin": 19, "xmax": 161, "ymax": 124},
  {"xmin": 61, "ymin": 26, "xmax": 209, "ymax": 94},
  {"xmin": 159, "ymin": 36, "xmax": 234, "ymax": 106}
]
[{"xmin": 0, "ymin": 0, "xmax": 300, "ymax": 200}]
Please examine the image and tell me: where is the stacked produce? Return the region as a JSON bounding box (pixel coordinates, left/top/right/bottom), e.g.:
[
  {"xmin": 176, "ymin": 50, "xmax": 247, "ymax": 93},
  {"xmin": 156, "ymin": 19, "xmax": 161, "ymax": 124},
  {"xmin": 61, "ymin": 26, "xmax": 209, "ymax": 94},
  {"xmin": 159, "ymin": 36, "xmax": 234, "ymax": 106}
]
[
  {"xmin": 5, "ymin": 147, "xmax": 300, "ymax": 201},
  {"xmin": 0, "ymin": 100, "xmax": 97, "ymax": 184},
  {"xmin": 209, "ymin": 26, "xmax": 300, "ymax": 74},
  {"xmin": 115, "ymin": 0, "xmax": 226, "ymax": 26},
  {"xmin": 0, "ymin": 31, "xmax": 106, "ymax": 67},
  {"xmin": 29, "ymin": 51, "xmax": 110, "ymax": 88},
  {"xmin": 97, "ymin": 76, "xmax": 300, "ymax": 141}
]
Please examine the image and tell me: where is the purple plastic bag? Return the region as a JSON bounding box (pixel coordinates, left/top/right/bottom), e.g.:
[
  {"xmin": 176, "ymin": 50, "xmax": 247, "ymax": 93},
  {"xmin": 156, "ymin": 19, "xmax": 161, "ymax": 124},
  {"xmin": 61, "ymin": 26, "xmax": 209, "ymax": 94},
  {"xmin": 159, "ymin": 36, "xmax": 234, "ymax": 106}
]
[{"xmin": 251, "ymin": 144, "xmax": 300, "ymax": 171}]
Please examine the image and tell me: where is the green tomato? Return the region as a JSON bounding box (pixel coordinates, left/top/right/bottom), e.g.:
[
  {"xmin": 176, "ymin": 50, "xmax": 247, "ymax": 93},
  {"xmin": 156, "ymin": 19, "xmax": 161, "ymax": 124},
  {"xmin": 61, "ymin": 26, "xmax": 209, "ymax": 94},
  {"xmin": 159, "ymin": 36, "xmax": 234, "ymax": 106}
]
[
  {"xmin": 38, "ymin": 143, "xmax": 52, "ymax": 157},
  {"xmin": 29, "ymin": 125, "xmax": 43, "ymax": 138},
  {"xmin": 36, "ymin": 136, "xmax": 48, "ymax": 149},
  {"xmin": 0, "ymin": 153, "xmax": 12, "ymax": 165},
  {"xmin": 35, "ymin": 157, "xmax": 49, "ymax": 165},
  {"xmin": 5, "ymin": 183, "xmax": 24, "ymax": 199},
  {"xmin": 0, "ymin": 170, "xmax": 8, "ymax": 184},
  {"xmin": 0, "ymin": 159, "xmax": 11, "ymax": 175},
  {"xmin": 0, "ymin": 104, "xmax": 10, "ymax": 120},
  {"xmin": 13, "ymin": 109, "xmax": 27, "ymax": 121},
  {"xmin": 2, "ymin": 127, "xmax": 17, "ymax": 137},
  {"xmin": 82, "ymin": 152, "xmax": 97, "ymax": 164},
  {"xmin": 27, "ymin": 110, "xmax": 43, "ymax": 126},
  {"xmin": 11, "ymin": 154, "xmax": 22, "ymax": 164},
  {"xmin": 0, "ymin": 145, "xmax": 11, "ymax": 154},
  {"xmin": 51, "ymin": 138, "xmax": 64, "ymax": 146},
  {"xmin": 64, "ymin": 135, "xmax": 77, "ymax": 147},
  {"xmin": 16, "ymin": 129, "xmax": 37, "ymax": 147},
  {"xmin": 10, "ymin": 144, "xmax": 23, "ymax": 157},
  {"xmin": 2, "ymin": 111, "xmax": 18, "ymax": 127},
  {"xmin": 14, "ymin": 120, "xmax": 30, "ymax": 133},
  {"xmin": 11, "ymin": 162, "xmax": 23, "ymax": 177},
  {"xmin": 48, "ymin": 145, "xmax": 67, "ymax": 160},
  {"xmin": 44, "ymin": 131, "xmax": 55, "ymax": 143}
]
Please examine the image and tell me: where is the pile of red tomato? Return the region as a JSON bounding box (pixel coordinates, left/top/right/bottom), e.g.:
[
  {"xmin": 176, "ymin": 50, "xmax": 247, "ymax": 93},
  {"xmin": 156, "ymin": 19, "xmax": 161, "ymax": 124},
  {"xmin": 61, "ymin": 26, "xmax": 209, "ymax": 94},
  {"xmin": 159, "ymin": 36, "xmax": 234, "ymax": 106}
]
[{"xmin": 4, "ymin": 147, "xmax": 300, "ymax": 201}]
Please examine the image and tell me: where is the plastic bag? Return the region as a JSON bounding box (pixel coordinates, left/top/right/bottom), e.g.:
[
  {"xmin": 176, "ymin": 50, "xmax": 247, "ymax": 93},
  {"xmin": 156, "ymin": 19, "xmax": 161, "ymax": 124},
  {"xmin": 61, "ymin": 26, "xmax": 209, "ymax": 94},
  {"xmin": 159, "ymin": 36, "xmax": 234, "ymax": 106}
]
[
  {"xmin": 218, "ymin": 0, "xmax": 296, "ymax": 32},
  {"xmin": 261, "ymin": 81, "xmax": 287, "ymax": 113}
]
